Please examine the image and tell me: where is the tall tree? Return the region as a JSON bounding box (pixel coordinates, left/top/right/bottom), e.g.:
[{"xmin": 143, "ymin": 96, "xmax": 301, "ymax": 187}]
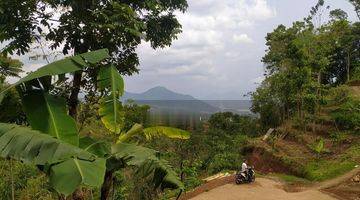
[
  {"xmin": 0, "ymin": 0, "xmax": 188, "ymax": 118},
  {"xmin": 349, "ymin": 0, "xmax": 360, "ymax": 19},
  {"xmin": 0, "ymin": 55, "xmax": 22, "ymax": 79}
]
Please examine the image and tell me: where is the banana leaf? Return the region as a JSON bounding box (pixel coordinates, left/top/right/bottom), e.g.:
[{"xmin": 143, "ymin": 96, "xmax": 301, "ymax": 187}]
[
  {"xmin": 0, "ymin": 123, "xmax": 106, "ymax": 196},
  {"xmin": 111, "ymin": 142, "xmax": 184, "ymax": 190},
  {"xmin": 97, "ymin": 65, "xmax": 125, "ymax": 134},
  {"xmin": 21, "ymin": 90, "xmax": 79, "ymax": 146},
  {"xmin": 0, "ymin": 49, "xmax": 109, "ymax": 104}
]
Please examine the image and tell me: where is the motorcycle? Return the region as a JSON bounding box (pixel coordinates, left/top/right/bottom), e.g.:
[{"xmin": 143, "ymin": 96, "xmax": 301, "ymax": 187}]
[{"xmin": 235, "ymin": 167, "xmax": 255, "ymax": 184}]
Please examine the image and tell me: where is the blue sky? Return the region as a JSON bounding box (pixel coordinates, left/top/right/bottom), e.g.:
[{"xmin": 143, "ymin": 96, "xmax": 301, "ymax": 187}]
[{"xmin": 7, "ymin": 0, "xmax": 359, "ymax": 100}]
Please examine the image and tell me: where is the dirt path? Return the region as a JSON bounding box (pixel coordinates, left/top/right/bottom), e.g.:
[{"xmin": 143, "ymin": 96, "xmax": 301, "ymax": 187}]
[
  {"xmin": 316, "ymin": 167, "xmax": 360, "ymax": 190},
  {"xmin": 189, "ymin": 178, "xmax": 337, "ymax": 200}
]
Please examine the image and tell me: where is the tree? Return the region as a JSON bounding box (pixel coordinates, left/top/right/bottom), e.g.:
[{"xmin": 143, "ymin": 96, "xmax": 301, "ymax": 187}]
[
  {"xmin": 0, "ymin": 55, "xmax": 22, "ymax": 79},
  {"xmin": 330, "ymin": 9, "xmax": 348, "ymax": 21},
  {"xmin": 349, "ymin": 0, "xmax": 360, "ymax": 19},
  {"xmin": 0, "ymin": 55, "xmax": 24, "ymax": 124},
  {"xmin": 0, "ymin": 0, "xmax": 188, "ymax": 118},
  {"xmin": 0, "ymin": 50, "xmax": 190, "ymax": 199},
  {"xmin": 253, "ymin": 0, "xmax": 360, "ymax": 129}
]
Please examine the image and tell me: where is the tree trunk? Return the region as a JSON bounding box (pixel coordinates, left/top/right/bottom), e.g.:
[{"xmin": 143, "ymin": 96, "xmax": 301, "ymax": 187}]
[
  {"xmin": 100, "ymin": 171, "xmax": 114, "ymax": 200},
  {"xmin": 68, "ymin": 45, "xmax": 87, "ymax": 119},
  {"xmin": 180, "ymin": 161, "xmax": 185, "ymax": 182},
  {"xmin": 347, "ymin": 52, "xmax": 351, "ymax": 82},
  {"xmin": 68, "ymin": 71, "xmax": 82, "ymax": 118}
]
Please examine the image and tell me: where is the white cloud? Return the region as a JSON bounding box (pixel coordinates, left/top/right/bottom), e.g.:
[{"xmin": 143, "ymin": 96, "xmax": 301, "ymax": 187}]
[
  {"xmin": 233, "ymin": 34, "xmax": 253, "ymax": 43},
  {"xmin": 246, "ymin": 0, "xmax": 277, "ymax": 20},
  {"xmin": 126, "ymin": 0, "xmax": 277, "ymax": 98}
]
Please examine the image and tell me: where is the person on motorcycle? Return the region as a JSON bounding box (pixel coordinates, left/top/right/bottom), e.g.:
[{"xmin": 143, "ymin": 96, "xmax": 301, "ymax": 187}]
[
  {"xmin": 241, "ymin": 159, "xmax": 248, "ymax": 178},
  {"xmin": 236, "ymin": 159, "xmax": 255, "ymax": 184}
]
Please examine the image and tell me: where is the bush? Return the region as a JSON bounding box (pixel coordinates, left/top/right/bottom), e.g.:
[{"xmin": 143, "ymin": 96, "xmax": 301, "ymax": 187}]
[
  {"xmin": 208, "ymin": 113, "xmax": 259, "ymax": 136},
  {"xmin": 331, "ymin": 99, "xmax": 360, "ymax": 133},
  {"xmin": 0, "ymin": 159, "xmax": 55, "ymax": 200},
  {"xmin": 303, "ymin": 159, "xmax": 356, "ymax": 181},
  {"xmin": 207, "ymin": 152, "xmax": 242, "ymax": 174},
  {"xmin": 326, "ymin": 86, "xmax": 351, "ymax": 106},
  {"xmin": 182, "ymin": 160, "xmax": 203, "ymax": 190}
]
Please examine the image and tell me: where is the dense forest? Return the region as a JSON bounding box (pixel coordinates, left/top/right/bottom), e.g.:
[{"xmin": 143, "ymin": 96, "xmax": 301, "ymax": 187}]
[{"xmin": 0, "ymin": 0, "xmax": 359, "ymax": 200}]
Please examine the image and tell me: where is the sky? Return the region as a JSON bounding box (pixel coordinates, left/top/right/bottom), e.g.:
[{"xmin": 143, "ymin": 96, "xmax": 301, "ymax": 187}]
[
  {"xmin": 124, "ymin": 0, "xmax": 358, "ymax": 100},
  {"xmin": 7, "ymin": 0, "xmax": 359, "ymax": 100}
]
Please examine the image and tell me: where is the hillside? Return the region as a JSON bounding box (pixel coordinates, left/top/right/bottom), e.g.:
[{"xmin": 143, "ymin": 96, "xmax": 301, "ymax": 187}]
[
  {"xmin": 123, "ymin": 86, "xmax": 197, "ymax": 100},
  {"xmin": 177, "ymin": 85, "xmax": 360, "ymax": 200},
  {"xmin": 242, "ymin": 85, "xmax": 360, "ymax": 199},
  {"xmin": 123, "ymin": 86, "xmax": 219, "ymax": 114}
]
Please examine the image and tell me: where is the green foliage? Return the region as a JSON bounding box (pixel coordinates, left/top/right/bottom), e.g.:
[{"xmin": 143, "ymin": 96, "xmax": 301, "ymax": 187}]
[
  {"xmin": 0, "ymin": 0, "xmax": 187, "ymax": 76},
  {"xmin": 208, "ymin": 112, "xmax": 259, "ymax": 136},
  {"xmin": 308, "ymin": 139, "xmax": 329, "ymax": 155},
  {"xmin": 207, "ymin": 152, "xmax": 242, "ymax": 174},
  {"xmin": 349, "ymin": 0, "xmax": 360, "ymax": 19},
  {"xmin": 97, "ymin": 65, "xmax": 125, "ymax": 134},
  {"xmin": 330, "ymin": 9, "xmax": 348, "ymax": 21},
  {"xmin": 331, "ymin": 98, "xmax": 360, "ymax": 133},
  {"xmin": 303, "ymin": 160, "xmax": 356, "ymax": 181},
  {"xmin": 326, "ymin": 85, "xmax": 351, "ymax": 105},
  {"xmin": 0, "ymin": 159, "xmax": 55, "ymax": 200},
  {"xmin": 123, "ymin": 100, "xmax": 150, "ymax": 131},
  {"xmin": 143, "ymin": 126, "xmax": 191, "ymax": 140},
  {"xmin": 111, "ymin": 142, "xmax": 184, "ymax": 191},
  {"xmin": 0, "ymin": 123, "xmax": 106, "ymax": 196},
  {"xmin": 314, "ymin": 139, "xmax": 324, "ymax": 154},
  {"xmin": 252, "ymin": 2, "xmax": 360, "ymax": 129},
  {"xmin": 0, "ymin": 49, "xmax": 109, "ymax": 105},
  {"xmin": 0, "ymin": 84, "xmax": 25, "ymax": 124},
  {"xmin": 21, "ymin": 90, "xmax": 79, "ymax": 146},
  {"xmin": 0, "ymin": 50, "xmax": 190, "ymax": 198},
  {"xmin": 0, "ymin": 54, "xmax": 22, "ymax": 78},
  {"xmin": 272, "ymin": 173, "xmax": 310, "ymax": 184},
  {"xmin": 329, "ymin": 131, "xmax": 350, "ymax": 143},
  {"xmin": 181, "ymin": 160, "xmax": 203, "ymax": 190}
]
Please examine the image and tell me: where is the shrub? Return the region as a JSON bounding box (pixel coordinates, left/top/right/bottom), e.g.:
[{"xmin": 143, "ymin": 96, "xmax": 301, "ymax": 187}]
[
  {"xmin": 0, "ymin": 159, "xmax": 55, "ymax": 200},
  {"xmin": 326, "ymin": 85, "xmax": 351, "ymax": 106},
  {"xmin": 331, "ymin": 99, "xmax": 360, "ymax": 133},
  {"xmin": 303, "ymin": 159, "xmax": 356, "ymax": 181},
  {"xmin": 207, "ymin": 152, "xmax": 242, "ymax": 174}
]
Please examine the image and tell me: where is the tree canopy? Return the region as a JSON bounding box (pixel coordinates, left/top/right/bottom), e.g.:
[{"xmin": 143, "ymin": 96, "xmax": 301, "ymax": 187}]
[
  {"xmin": 252, "ymin": 2, "xmax": 360, "ymax": 128},
  {"xmin": 0, "ymin": 0, "xmax": 188, "ymax": 117},
  {"xmin": 0, "ymin": 0, "xmax": 187, "ymax": 75}
]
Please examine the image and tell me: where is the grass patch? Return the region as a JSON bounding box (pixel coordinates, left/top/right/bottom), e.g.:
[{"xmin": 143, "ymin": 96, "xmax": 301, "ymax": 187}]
[
  {"xmin": 343, "ymin": 144, "xmax": 360, "ymax": 161},
  {"xmin": 303, "ymin": 159, "xmax": 356, "ymax": 181},
  {"xmin": 271, "ymin": 173, "xmax": 310, "ymax": 184}
]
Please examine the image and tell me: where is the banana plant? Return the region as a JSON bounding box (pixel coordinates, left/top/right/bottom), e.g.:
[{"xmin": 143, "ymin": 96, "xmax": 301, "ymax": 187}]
[
  {"xmin": 0, "ymin": 49, "xmax": 190, "ymax": 199},
  {"xmin": 96, "ymin": 64, "xmax": 190, "ymax": 199}
]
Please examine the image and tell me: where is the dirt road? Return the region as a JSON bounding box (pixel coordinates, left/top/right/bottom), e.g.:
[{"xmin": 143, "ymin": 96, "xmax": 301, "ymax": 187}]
[{"xmin": 190, "ymin": 178, "xmax": 337, "ymax": 200}]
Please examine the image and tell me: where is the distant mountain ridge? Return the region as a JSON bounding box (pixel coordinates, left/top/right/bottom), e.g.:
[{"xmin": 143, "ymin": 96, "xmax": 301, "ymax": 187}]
[
  {"xmin": 123, "ymin": 86, "xmax": 218, "ymax": 113},
  {"xmin": 122, "ymin": 86, "xmax": 253, "ymax": 115},
  {"xmin": 123, "ymin": 86, "xmax": 197, "ymax": 100}
]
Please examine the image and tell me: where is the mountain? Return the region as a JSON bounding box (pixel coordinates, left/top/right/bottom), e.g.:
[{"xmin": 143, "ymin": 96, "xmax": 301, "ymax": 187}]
[
  {"xmin": 122, "ymin": 86, "xmax": 219, "ymax": 113},
  {"xmin": 123, "ymin": 86, "xmax": 196, "ymax": 100}
]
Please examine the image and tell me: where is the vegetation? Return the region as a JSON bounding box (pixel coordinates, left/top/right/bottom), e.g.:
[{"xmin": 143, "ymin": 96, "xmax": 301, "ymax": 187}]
[
  {"xmin": 251, "ymin": 0, "xmax": 360, "ymax": 129},
  {"xmin": 0, "ymin": 0, "xmax": 360, "ymax": 199},
  {"xmin": 0, "ymin": 50, "xmax": 190, "ymax": 199},
  {"xmin": 0, "ymin": 0, "xmax": 188, "ymax": 118}
]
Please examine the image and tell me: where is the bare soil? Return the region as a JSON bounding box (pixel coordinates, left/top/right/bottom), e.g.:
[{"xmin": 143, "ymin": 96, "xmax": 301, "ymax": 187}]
[
  {"xmin": 180, "ymin": 168, "xmax": 360, "ymax": 200},
  {"xmin": 322, "ymin": 171, "xmax": 360, "ymax": 200},
  {"xmin": 187, "ymin": 178, "xmax": 336, "ymax": 200}
]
